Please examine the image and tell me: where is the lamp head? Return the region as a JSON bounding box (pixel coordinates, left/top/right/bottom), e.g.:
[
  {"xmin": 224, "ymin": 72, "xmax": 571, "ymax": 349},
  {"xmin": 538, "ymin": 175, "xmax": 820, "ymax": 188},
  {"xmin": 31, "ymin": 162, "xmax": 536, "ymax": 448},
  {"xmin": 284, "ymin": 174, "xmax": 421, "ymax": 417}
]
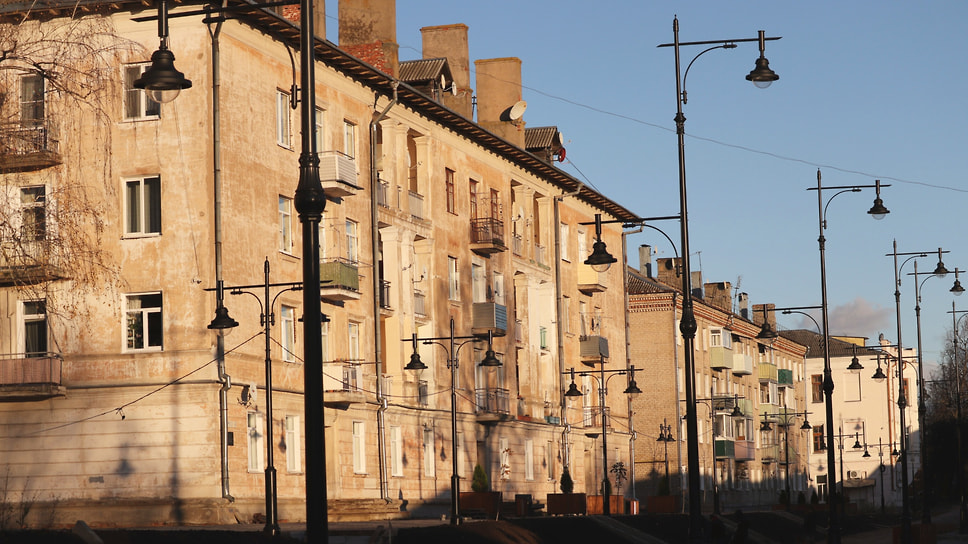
[
  {"xmin": 867, "ymin": 180, "xmax": 889, "ymax": 219},
  {"xmin": 134, "ymin": 46, "xmax": 192, "ymax": 104},
  {"xmin": 760, "ymin": 421, "xmax": 773, "ymax": 432},
  {"xmin": 847, "ymin": 355, "xmax": 864, "ymax": 371},
  {"xmin": 731, "ymin": 405, "xmax": 744, "ymax": 418},
  {"xmin": 479, "ymin": 348, "xmax": 502, "ymax": 367},
  {"xmin": 863, "ymin": 449, "xmax": 871, "ymax": 458},
  {"xmin": 933, "ymin": 248, "xmax": 949, "ymax": 277},
  {"xmin": 623, "ymin": 378, "xmax": 642, "ymax": 395},
  {"xmin": 207, "ymin": 305, "xmax": 239, "ymax": 330},
  {"xmin": 565, "ymin": 380, "xmax": 583, "ymax": 397},
  {"xmin": 405, "ymin": 351, "xmax": 427, "ymax": 371},
  {"xmin": 951, "ymin": 271, "xmax": 965, "ymax": 296},
  {"xmin": 872, "ymin": 366, "xmax": 888, "ymax": 382},
  {"xmin": 585, "ymin": 240, "xmax": 616, "ymax": 272},
  {"xmin": 746, "ymin": 30, "xmax": 779, "ymax": 89},
  {"xmin": 800, "ymin": 419, "xmax": 812, "ymax": 431},
  {"xmin": 756, "ymin": 321, "xmax": 778, "ymax": 340}
]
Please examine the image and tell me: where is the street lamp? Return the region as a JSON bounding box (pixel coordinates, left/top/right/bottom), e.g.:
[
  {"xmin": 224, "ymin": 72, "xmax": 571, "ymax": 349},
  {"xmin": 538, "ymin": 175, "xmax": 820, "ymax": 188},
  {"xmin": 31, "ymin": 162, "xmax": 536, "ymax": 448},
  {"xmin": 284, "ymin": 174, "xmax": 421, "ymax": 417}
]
[
  {"xmin": 688, "ymin": 394, "xmax": 742, "ymax": 516},
  {"xmin": 133, "ymin": 0, "xmax": 192, "ymax": 103},
  {"xmin": 949, "ymin": 303, "xmax": 968, "ymax": 533},
  {"xmin": 888, "ymin": 243, "xmax": 949, "ymax": 542},
  {"xmin": 564, "ymin": 363, "xmax": 641, "ymax": 515},
  {"xmin": 865, "ymin": 438, "xmax": 896, "ymax": 515},
  {"xmin": 208, "ymin": 258, "xmax": 302, "ymax": 535},
  {"xmin": 657, "ymin": 419, "xmax": 676, "ymax": 493},
  {"xmin": 657, "ymin": 19, "xmax": 781, "ymax": 541},
  {"xmin": 760, "ymin": 408, "xmax": 811, "ymax": 511},
  {"xmin": 806, "ymin": 170, "xmax": 889, "ymax": 544},
  {"xmin": 403, "ymin": 318, "xmax": 500, "ymax": 525},
  {"xmin": 821, "ymin": 427, "xmax": 864, "ymax": 518},
  {"xmin": 908, "ymin": 263, "xmax": 962, "ymax": 525}
]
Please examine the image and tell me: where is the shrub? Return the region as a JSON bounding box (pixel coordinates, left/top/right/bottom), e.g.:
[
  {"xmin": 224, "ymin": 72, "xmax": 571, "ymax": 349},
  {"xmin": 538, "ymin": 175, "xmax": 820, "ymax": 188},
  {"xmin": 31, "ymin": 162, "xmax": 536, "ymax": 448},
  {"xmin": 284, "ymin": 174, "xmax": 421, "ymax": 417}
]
[
  {"xmin": 560, "ymin": 466, "xmax": 574, "ymax": 494},
  {"xmin": 471, "ymin": 463, "xmax": 489, "ymax": 492}
]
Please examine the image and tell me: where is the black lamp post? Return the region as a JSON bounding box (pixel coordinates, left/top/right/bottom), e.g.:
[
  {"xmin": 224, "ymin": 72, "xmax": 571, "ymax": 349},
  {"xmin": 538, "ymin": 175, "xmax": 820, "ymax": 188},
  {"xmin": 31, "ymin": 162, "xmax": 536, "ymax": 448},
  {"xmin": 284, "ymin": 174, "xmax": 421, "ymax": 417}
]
[
  {"xmin": 657, "ymin": 20, "xmax": 781, "ymax": 540},
  {"xmin": 806, "ymin": 170, "xmax": 889, "ymax": 544},
  {"xmin": 888, "ymin": 243, "xmax": 949, "ymax": 543},
  {"xmin": 760, "ymin": 408, "xmax": 811, "ymax": 511},
  {"xmin": 657, "ymin": 419, "xmax": 675, "ymax": 490},
  {"xmin": 564, "ymin": 363, "xmax": 641, "ymax": 515},
  {"xmin": 208, "ymin": 258, "xmax": 302, "ymax": 535},
  {"xmin": 404, "ymin": 318, "xmax": 500, "ymax": 525},
  {"xmin": 908, "ymin": 263, "xmax": 962, "ymax": 526}
]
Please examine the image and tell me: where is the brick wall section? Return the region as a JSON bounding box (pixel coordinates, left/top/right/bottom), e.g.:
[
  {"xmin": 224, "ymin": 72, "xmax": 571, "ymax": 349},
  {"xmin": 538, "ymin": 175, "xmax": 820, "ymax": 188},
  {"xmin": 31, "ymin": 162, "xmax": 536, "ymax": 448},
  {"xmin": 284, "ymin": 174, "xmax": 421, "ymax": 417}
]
[{"xmin": 343, "ymin": 41, "xmax": 398, "ymax": 76}]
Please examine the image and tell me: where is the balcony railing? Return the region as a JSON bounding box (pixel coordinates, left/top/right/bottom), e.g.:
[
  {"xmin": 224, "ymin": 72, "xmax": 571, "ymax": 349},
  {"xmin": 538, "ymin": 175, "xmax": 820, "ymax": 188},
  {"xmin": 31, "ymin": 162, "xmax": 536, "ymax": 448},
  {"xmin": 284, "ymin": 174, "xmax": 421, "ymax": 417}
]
[
  {"xmin": 777, "ymin": 368, "xmax": 794, "ymax": 387},
  {"xmin": 377, "ymin": 179, "xmax": 390, "ymax": 208},
  {"xmin": 0, "ymin": 353, "xmax": 64, "ymax": 400},
  {"xmin": 534, "ymin": 244, "xmax": 547, "ymax": 267},
  {"xmin": 511, "ymin": 234, "xmax": 523, "ymax": 256},
  {"xmin": 582, "ymin": 405, "xmax": 610, "ymax": 428},
  {"xmin": 0, "ymin": 121, "xmax": 61, "ymax": 172},
  {"xmin": 734, "ymin": 439, "xmax": 755, "ymax": 461},
  {"xmin": 408, "ymin": 191, "xmax": 424, "ymax": 220},
  {"xmin": 469, "ymin": 217, "xmax": 506, "ymax": 255},
  {"xmin": 413, "ymin": 289, "xmax": 427, "ymax": 317},
  {"xmin": 379, "ymin": 279, "xmax": 391, "ymax": 309},
  {"xmin": 475, "ymin": 387, "xmax": 510, "ymax": 415}
]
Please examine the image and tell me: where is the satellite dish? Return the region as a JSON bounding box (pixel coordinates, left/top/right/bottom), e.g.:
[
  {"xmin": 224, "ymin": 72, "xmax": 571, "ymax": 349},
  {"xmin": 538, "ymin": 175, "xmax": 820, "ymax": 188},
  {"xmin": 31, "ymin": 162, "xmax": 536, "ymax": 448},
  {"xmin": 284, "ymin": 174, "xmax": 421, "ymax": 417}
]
[
  {"xmin": 440, "ymin": 74, "xmax": 447, "ymax": 90},
  {"xmin": 451, "ymin": 83, "xmax": 458, "ymax": 96},
  {"xmin": 556, "ymin": 131, "xmax": 565, "ymax": 146},
  {"xmin": 508, "ymin": 100, "xmax": 527, "ymax": 121}
]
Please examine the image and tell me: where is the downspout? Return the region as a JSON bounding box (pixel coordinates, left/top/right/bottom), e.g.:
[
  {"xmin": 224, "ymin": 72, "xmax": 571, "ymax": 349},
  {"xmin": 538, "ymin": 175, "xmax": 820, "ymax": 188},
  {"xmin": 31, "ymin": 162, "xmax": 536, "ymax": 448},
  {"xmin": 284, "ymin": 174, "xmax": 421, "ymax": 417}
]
[
  {"xmin": 553, "ymin": 182, "xmax": 582, "ymax": 468},
  {"xmin": 209, "ymin": 7, "xmax": 233, "ymax": 502},
  {"xmin": 622, "ymin": 226, "xmax": 642, "ymax": 502},
  {"xmin": 371, "ymin": 82, "xmax": 398, "ymax": 502}
]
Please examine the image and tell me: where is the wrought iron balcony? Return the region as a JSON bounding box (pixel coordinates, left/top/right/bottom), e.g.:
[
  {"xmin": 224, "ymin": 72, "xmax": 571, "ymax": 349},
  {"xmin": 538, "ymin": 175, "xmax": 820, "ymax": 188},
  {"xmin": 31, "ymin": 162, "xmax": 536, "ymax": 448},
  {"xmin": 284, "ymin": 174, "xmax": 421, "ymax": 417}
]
[
  {"xmin": 0, "ymin": 121, "xmax": 61, "ymax": 172},
  {"xmin": 475, "ymin": 387, "xmax": 510, "ymax": 422},
  {"xmin": 469, "ymin": 217, "xmax": 506, "ymax": 255}
]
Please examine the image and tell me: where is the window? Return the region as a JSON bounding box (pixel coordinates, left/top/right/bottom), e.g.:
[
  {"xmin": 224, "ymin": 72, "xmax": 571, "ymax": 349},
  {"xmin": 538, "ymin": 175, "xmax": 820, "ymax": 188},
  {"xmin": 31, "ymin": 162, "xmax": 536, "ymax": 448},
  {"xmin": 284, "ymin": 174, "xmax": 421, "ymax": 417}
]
[
  {"xmin": 493, "ymin": 272, "xmax": 505, "ymax": 305},
  {"xmin": 22, "ymin": 300, "xmax": 47, "ymax": 357},
  {"xmin": 423, "ymin": 428, "xmax": 436, "ymax": 477},
  {"xmin": 314, "ymin": 107, "xmax": 325, "ymax": 151},
  {"xmin": 390, "ymin": 426, "xmax": 403, "ymax": 477},
  {"xmin": 811, "ymin": 374, "xmax": 823, "ymax": 403},
  {"xmin": 248, "ymin": 412, "xmax": 265, "ymax": 472},
  {"xmin": 343, "ymin": 120, "xmax": 356, "ymax": 158},
  {"xmin": 126, "ymin": 293, "xmax": 163, "ymax": 351},
  {"xmin": 348, "ymin": 321, "xmax": 360, "ymax": 362},
  {"xmin": 345, "ymin": 219, "xmax": 358, "ymax": 263},
  {"xmin": 546, "ymin": 441, "xmax": 555, "ymax": 481},
  {"xmin": 816, "ymin": 474, "xmax": 828, "ymax": 502},
  {"xmin": 20, "ymin": 187, "xmax": 46, "ymax": 242},
  {"xmin": 843, "ymin": 371, "xmax": 862, "ymax": 402},
  {"xmin": 472, "ymin": 261, "xmax": 486, "ymax": 303},
  {"xmin": 279, "ymin": 196, "xmax": 293, "ymax": 253},
  {"xmin": 285, "ymin": 415, "xmax": 301, "ymax": 473},
  {"xmin": 125, "ymin": 176, "xmax": 161, "ymax": 235},
  {"xmin": 456, "ymin": 431, "xmax": 466, "ymax": 477},
  {"xmin": 281, "ymin": 305, "xmax": 296, "ymax": 362},
  {"xmin": 562, "ymin": 296, "xmax": 571, "ymax": 334},
  {"xmin": 277, "ymin": 90, "xmax": 291, "ymax": 147},
  {"xmin": 20, "ymin": 73, "xmax": 45, "ymax": 126},
  {"xmin": 813, "ymin": 424, "xmax": 825, "ymax": 453},
  {"xmin": 448, "ymin": 256, "xmax": 459, "ymax": 300},
  {"xmin": 320, "ymin": 320, "xmax": 329, "ymax": 362},
  {"xmin": 123, "ymin": 64, "xmax": 160, "ymax": 120},
  {"xmin": 560, "ymin": 222, "xmax": 570, "ymax": 262},
  {"xmin": 525, "ymin": 439, "xmax": 534, "ymax": 481},
  {"xmin": 352, "ymin": 421, "xmax": 366, "ymax": 473},
  {"xmin": 445, "ymin": 168, "xmax": 456, "ymax": 214},
  {"xmin": 418, "ymin": 380, "xmax": 429, "ymax": 406},
  {"xmin": 469, "ymin": 179, "xmax": 479, "ymax": 218},
  {"xmin": 490, "ymin": 189, "xmax": 500, "ymax": 219}
]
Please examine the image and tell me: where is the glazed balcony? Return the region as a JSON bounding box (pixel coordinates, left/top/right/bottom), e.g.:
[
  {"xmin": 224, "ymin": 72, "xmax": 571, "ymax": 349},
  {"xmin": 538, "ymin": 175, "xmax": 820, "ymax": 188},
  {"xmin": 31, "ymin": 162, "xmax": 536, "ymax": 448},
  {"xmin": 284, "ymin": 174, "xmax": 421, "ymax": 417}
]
[
  {"xmin": 0, "ymin": 121, "xmax": 61, "ymax": 172},
  {"xmin": 318, "ymin": 151, "xmax": 361, "ymax": 198},
  {"xmin": 714, "ymin": 438, "xmax": 735, "ymax": 459},
  {"xmin": 0, "ymin": 353, "xmax": 65, "ymax": 401},
  {"xmin": 472, "ymin": 302, "xmax": 507, "ymax": 337},
  {"xmin": 470, "ymin": 217, "xmax": 506, "ymax": 255},
  {"xmin": 758, "ymin": 362, "xmax": 778, "ymax": 383},
  {"xmin": 710, "ymin": 346, "xmax": 733, "ymax": 370},
  {"xmin": 778, "ymin": 368, "xmax": 794, "ymax": 387}
]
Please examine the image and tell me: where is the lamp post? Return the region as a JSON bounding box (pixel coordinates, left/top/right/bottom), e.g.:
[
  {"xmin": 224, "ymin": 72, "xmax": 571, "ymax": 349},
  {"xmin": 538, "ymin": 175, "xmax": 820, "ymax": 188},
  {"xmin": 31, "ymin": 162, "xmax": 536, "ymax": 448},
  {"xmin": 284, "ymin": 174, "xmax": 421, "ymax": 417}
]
[
  {"xmin": 949, "ymin": 304, "xmax": 968, "ymax": 533},
  {"xmin": 864, "ymin": 438, "xmax": 896, "ymax": 515},
  {"xmin": 657, "ymin": 419, "xmax": 676, "ymax": 490},
  {"xmin": 564, "ymin": 363, "xmax": 642, "ymax": 515},
  {"xmin": 657, "ymin": 20, "xmax": 781, "ymax": 540},
  {"xmin": 802, "ymin": 170, "xmax": 890, "ymax": 543},
  {"xmin": 404, "ymin": 318, "xmax": 500, "ymax": 525},
  {"xmin": 888, "ymin": 243, "xmax": 949, "ymax": 543},
  {"xmin": 135, "ymin": 0, "xmax": 329, "ymax": 536},
  {"xmin": 687, "ymin": 395, "xmax": 742, "ymax": 516},
  {"xmin": 821, "ymin": 427, "xmax": 863, "ymax": 518},
  {"xmin": 908, "ymin": 264, "xmax": 962, "ymax": 525},
  {"xmin": 207, "ymin": 258, "xmax": 302, "ymax": 535},
  {"xmin": 760, "ymin": 409, "xmax": 812, "ymax": 510}
]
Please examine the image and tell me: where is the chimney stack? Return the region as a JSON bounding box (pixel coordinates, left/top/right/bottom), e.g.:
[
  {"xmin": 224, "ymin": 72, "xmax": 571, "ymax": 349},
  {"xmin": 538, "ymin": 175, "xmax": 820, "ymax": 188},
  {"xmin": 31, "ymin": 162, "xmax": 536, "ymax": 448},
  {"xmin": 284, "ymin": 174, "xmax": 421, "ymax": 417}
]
[
  {"xmin": 704, "ymin": 282, "xmax": 732, "ymax": 312},
  {"xmin": 737, "ymin": 292, "xmax": 749, "ymax": 319},
  {"xmin": 421, "ymin": 24, "xmax": 473, "ymax": 118},
  {"xmin": 279, "ymin": 0, "xmax": 326, "ymax": 40},
  {"xmin": 655, "ymin": 257, "xmax": 680, "ymax": 287},
  {"xmin": 474, "ymin": 57, "xmax": 526, "ymax": 148},
  {"xmin": 339, "ymin": 0, "xmax": 398, "ymax": 77},
  {"xmin": 638, "ymin": 245, "xmax": 653, "ymax": 278},
  {"xmin": 752, "ymin": 303, "xmax": 776, "ymax": 329}
]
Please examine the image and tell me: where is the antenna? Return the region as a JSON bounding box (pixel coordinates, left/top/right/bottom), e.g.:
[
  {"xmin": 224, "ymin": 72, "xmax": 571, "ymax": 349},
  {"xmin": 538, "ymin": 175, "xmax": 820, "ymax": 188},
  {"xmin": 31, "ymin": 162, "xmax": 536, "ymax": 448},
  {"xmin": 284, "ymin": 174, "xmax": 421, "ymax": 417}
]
[{"xmin": 508, "ymin": 100, "xmax": 527, "ymax": 122}]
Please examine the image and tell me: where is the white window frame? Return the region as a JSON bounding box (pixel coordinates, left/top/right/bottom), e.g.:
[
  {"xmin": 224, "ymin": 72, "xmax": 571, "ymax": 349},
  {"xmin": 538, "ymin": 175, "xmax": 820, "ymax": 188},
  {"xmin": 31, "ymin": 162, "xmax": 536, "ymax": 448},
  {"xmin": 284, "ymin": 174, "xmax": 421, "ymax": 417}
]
[
  {"xmin": 499, "ymin": 437, "xmax": 511, "ymax": 481},
  {"xmin": 348, "ymin": 321, "xmax": 361, "ymax": 363},
  {"xmin": 448, "ymin": 256, "xmax": 459, "ymax": 301},
  {"xmin": 343, "ymin": 120, "xmax": 356, "ymax": 158},
  {"xmin": 279, "ymin": 196, "xmax": 293, "ymax": 254},
  {"xmin": 321, "ymin": 319, "xmax": 330, "ymax": 362},
  {"xmin": 345, "ymin": 219, "xmax": 359, "ymax": 263},
  {"xmin": 19, "ymin": 186, "xmax": 46, "ymax": 243},
  {"xmin": 390, "ymin": 426, "xmax": 403, "ymax": 477},
  {"xmin": 456, "ymin": 431, "xmax": 466, "ymax": 478},
  {"xmin": 525, "ymin": 439, "xmax": 534, "ymax": 481},
  {"xmin": 281, "ymin": 305, "xmax": 296, "ymax": 362},
  {"xmin": 123, "ymin": 63, "xmax": 160, "ymax": 120},
  {"xmin": 125, "ymin": 292, "xmax": 163, "ymax": 352},
  {"xmin": 21, "ymin": 299, "xmax": 47, "ymax": 357},
  {"xmin": 248, "ymin": 411, "xmax": 265, "ymax": 472},
  {"xmin": 560, "ymin": 222, "xmax": 570, "ymax": 262},
  {"xmin": 314, "ymin": 106, "xmax": 325, "ymax": 152},
  {"xmin": 352, "ymin": 420, "xmax": 366, "ymax": 474},
  {"xmin": 493, "ymin": 272, "xmax": 505, "ymax": 305},
  {"xmin": 20, "ymin": 72, "xmax": 45, "ymax": 126},
  {"xmin": 277, "ymin": 90, "xmax": 291, "ymax": 148},
  {"xmin": 124, "ymin": 176, "xmax": 162, "ymax": 237},
  {"xmin": 285, "ymin": 415, "xmax": 301, "ymax": 473},
  {"xmin": 472, "ymin": 261, "xmax": 486, "ymax": 303},
  {"xmin": 423, "ymin": 428, "xmax": 436, "ymax": 477},
  {"xmin": 546, "ymin": 441, "xmax": 555, "ymax": 481}
]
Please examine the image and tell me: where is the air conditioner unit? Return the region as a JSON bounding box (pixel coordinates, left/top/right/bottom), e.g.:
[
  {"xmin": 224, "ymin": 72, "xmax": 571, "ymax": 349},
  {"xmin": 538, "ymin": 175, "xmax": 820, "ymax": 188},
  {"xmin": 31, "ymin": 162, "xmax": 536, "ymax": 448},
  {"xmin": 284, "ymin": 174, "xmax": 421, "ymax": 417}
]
[{"xmin": 848, "ymin": 470, "xmax": 858, "ymax": 479}]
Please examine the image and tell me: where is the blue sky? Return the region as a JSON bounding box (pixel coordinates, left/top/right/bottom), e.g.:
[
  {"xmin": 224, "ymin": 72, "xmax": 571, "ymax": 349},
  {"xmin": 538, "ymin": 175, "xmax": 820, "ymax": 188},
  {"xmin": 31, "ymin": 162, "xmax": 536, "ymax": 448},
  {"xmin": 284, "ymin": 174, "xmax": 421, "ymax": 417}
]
[{"xmin": 325, "ymin": 1, "xmax": 968, "ymax": 375}]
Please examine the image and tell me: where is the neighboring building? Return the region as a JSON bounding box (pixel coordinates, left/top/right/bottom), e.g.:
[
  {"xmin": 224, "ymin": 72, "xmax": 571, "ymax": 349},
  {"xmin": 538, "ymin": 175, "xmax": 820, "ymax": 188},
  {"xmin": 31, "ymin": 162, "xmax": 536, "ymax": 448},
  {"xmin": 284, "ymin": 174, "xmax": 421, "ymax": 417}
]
[
  {"xmin": 627, "ymin": 249, "xmax": 810, "ymax": 512},
  {"xmin": 778, "ymin": 330, "xmax": 919, "ymax": 511},
  {"xmin": 0, "ymin": 0, "xmax": 636, "ymax": 526}
]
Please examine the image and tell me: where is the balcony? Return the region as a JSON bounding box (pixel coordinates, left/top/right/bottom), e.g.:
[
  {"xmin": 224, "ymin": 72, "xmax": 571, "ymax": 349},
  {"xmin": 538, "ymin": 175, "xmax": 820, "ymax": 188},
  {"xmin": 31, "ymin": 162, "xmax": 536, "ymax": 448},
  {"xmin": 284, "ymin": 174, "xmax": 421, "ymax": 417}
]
[
  {"xmin": 759, "ymin": 444, "xmax": 780, "ymax": 462},
  {"xmin": 735, "ymin": 398, "xmax": 754, "ymax": 418},
  {"xmin": 377, "ymin": 179, "xmax": 390, "ymax": 208},
  {"xmin": 710, "ymin": 346, "xmax": 733, "ymax": 370},
  {"xmin": 579, "ymin": 335, "xmax": 609, "ymax": 365},
  {"xmin": 577, "ymin": 265, "xmax": 606, "ymax": 294},
  {"xmin": 472, "ymin": 302, "xmax": 507, "ymax": 337},
  {"xmin": 732, "ymin": 353, "xmax": 753, "ymax": 376},
  {"xmin": 408, "ymin": 191, "xmax": 424, "ymax": 220},
  {"xmin": 0, "ymin": 353, "xmax": 65, "ymax": 401},
  {"xmin": 714, "ymin": 438, "xmax": 735, "ymax": 459},
  {"xmin": 734, "ymin": 439, "xmax": 755, "ymax": 461},
  {"xmin": 777, "ymin": 368, "xmax": 794, "ymax": 387},
  {"xmin": 318, "ymin": 151, "xmax": 361, "ymax": 198},
  {"xmin": 712, "ymin": 393, "xmax": 740, "ymax": 414},
  {"xmin": 469, "ymin": 217, "xmax": 506, "ymax": 255},
  {"xmin": 413, "ymin": 289, "xmax": 427, "ymax": 318},
  {"xmin": 511, "ymin": 234, "xmax": 523, "ymax": 256},
  {"xmin": 0, "ymin": 239, "xmax": 63, "ymax": 287},
  {"xmin": 320, "ymin": 258, "xmax": 361, "ymax": 301},
  {"xmin": 759, "ymin": 403, "xmax": 779, "ymax": 422},
  {"xmin": 324, "ymin": 364, "xmax": 366, "ymax": 408},
  {"xmin": 534, "ymin": 244, "xmax": 548, "ymax": 267},
  {"xmin": 0, "ymin": 121, "xmax": 61, "ymax": 172},
  {"xmin": 582, "ymin": 405, "xmax": 610, "ymax": 429},
  {"xmin": 475, "ymin": 387, "xmax": 510, "ymax": 422},
  {"xmin": 758, "ymin": 362, "xmax": 778, "ymax": 383},
  {"xmin": 379, "ymin": 279, "xmax": 391, "ymax": 309}
]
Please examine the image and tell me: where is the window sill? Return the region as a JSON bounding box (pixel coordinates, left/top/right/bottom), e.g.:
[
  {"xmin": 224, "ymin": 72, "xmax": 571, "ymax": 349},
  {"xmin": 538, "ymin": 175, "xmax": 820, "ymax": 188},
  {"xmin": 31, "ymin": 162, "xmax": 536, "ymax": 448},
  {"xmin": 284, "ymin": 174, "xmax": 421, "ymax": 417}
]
[
  {"xmin": 122, "ymin": 233, "xmax": 162, "ymax": 240},
  {"xmin": 120, "ymin": 116, "xmax": 160, "ymax": 124}
]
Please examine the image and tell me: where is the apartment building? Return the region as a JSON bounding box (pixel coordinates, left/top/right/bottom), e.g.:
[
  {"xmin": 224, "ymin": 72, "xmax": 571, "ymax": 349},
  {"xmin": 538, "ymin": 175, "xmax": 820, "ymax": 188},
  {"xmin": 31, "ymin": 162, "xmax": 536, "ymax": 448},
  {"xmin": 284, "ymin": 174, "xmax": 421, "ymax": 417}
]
[
  {"xmin": 627, "ymin": 250, "xmax": 810, "ymax": 512},
  {"xmin": 0, "ymin": 0, "xmax": 636, "ymax": 526},
  {"xmin": 779, "ymin": 330, "xmax": 918, "ymax": 511}
]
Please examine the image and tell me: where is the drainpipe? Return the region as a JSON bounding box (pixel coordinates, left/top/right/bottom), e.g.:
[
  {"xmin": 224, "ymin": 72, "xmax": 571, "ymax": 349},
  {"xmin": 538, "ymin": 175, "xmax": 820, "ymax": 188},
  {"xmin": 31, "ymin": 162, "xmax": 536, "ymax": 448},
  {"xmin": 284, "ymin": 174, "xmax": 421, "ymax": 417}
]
[
  {"xmin": 553, "ymin": 182, "xmax": 582, "ymax": 468},
  {"xmin": 209, "ymin": 8, "xmax": 233, "ymax": 502},
  {"xmin": 370, "ymin": 82, "xmax": 398, "ymax": 501}
]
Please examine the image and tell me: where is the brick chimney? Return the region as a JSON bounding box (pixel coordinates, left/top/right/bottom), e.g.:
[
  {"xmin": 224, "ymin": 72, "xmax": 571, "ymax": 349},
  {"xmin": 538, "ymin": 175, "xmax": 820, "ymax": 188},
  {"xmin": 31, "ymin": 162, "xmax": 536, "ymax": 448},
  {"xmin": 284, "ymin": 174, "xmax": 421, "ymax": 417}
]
[
  {"xmin": 752, "ymin": 303, "xmax": 776, "ymax": 328},
  {"xmin": 278, "ymin": 0, "xmax": 326, "ymax": 41},
  {"xmin": 704, "ymin": 282, "xmax": 732, "ymax": 313},
  {"xmin": 737, "ymin": 292, "xmax": 749, "ymax": 320},
  {"xmin": 655, "ymin": 257, "xmax": 680, "ymax": 287},
  {"xmin": 338, "ymin": 0, "xmax": 398, "ymax": 77},
  {"xmin": 474, "ymin": 57, "xmax": 526, "ymax": 148},
  {"xmin": 421, "ymin": 24, "xmax": 473, "ymax": 118}
]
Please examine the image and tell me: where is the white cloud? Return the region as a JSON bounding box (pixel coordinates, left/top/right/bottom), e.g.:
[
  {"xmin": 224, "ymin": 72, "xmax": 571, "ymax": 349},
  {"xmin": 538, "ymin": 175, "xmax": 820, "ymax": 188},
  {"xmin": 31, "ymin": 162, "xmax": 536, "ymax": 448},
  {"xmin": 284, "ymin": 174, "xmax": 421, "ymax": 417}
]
[{"xmin": 792, "ymin": 297, "xmax": 892, "ymax": 341}]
